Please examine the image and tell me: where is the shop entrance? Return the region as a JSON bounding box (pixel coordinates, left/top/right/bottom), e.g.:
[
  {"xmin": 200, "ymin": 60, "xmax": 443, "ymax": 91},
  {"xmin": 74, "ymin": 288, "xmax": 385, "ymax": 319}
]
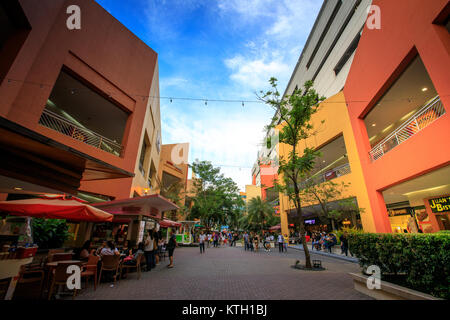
[{"xmin": 382, "ymin": 165, "xmax": 450, "ymax": 233}]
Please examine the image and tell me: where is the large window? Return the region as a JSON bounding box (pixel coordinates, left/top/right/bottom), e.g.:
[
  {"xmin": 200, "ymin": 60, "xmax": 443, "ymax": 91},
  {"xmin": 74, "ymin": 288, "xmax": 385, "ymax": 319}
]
[
  {"xmin": 139, "ymin": 139, "xmax": 148, "ymax": 177},
  {"xmin": 39, "ymin": 69, "xmax": 129, "ymax": 156},
  {"xmin": 364, "ymin": 55, "xmax": 444, "ymax": 160}
]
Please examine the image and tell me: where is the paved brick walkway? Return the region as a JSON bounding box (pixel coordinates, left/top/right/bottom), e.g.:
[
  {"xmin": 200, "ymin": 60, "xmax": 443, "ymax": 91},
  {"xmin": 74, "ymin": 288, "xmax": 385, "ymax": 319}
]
[{"xmin": 73, "ymin": 246, "xmax": 372, "ymax": 300}]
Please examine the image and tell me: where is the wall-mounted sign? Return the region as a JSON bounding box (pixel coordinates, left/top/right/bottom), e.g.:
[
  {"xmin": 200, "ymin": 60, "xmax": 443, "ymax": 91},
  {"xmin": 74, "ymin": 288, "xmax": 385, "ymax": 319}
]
[
  {"xmin": 428, "ymin": 196, "xmax": 450, "ymax": 213},
  {"xmin": 305, "ymin": 219, "xmax": 315, "ymax": 225}
]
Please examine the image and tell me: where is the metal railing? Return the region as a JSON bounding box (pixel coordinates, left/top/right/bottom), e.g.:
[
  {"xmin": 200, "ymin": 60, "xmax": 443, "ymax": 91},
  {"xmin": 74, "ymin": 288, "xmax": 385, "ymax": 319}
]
[
  {"xmin": 369, "ymin": 96, "xmax": 445, "ymax": 161},
  {"xmin": 39, "ymin": 109, "xmax": 123, "ymax": 156},
  {"xmin": 300, "ymin": 162, "xmax": 351, "ymax": 188}
]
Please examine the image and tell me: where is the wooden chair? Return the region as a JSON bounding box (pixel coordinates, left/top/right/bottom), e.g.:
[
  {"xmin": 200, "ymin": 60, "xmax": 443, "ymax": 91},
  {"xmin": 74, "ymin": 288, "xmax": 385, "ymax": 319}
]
[
  {"xmin": 80, "ymin": 255, "xmax": 100, "ymax": 291},
  {"xmin": 120, "ymin": 253, "xmax": 144, "ymax": 280},
  {"xmin": 98, "ymin": 255, "xmax": 120, "ymax": 286},
  {"xmin": 47, "ymin": 261, "xmax": 82, "ymax": 300},
  {"xmin": 13, "ymin": 265, "xmax": 45, "ymax": 300}
]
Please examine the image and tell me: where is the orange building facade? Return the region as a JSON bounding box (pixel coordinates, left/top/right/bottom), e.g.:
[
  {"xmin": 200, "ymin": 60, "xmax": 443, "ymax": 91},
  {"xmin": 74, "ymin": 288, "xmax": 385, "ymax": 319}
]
[
  {"xmin": 344, "ymin": 0, "xmax": 450, "ymax": 233},
  {"xmin": 0, "ymin": 0, "xmax": 160, "ymax": 201}
]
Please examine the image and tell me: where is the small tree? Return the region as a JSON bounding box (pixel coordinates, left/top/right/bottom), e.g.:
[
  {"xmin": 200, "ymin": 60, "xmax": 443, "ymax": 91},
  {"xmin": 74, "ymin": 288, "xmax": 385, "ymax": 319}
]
[{"xmin": 259, "ymin": 78, "xmax": 324, "ymax": 269}]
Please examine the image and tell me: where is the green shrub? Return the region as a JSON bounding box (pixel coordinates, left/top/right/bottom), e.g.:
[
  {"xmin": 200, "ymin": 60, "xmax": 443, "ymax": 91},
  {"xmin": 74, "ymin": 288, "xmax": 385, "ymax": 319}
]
[
  {"xmin": 349, "ymin": 233, "xmax": 450, "ymax": 299},
  {"xmin": 32, "ymin": 218, "xmax": 71, "ymax": 249}
]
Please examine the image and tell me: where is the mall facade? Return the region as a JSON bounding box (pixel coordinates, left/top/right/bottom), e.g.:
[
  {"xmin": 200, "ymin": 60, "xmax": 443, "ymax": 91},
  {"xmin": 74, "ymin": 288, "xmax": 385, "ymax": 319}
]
[{"xmin": 256, "ymin": 0, "xmax": 450, "ymax": 236}]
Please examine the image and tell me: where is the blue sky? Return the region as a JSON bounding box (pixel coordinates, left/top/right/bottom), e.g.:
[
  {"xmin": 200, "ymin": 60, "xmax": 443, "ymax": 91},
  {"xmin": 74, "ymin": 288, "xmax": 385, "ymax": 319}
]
[{"xmin": 95, "ymin": 0, "xmax": 322, "ymax": 191}]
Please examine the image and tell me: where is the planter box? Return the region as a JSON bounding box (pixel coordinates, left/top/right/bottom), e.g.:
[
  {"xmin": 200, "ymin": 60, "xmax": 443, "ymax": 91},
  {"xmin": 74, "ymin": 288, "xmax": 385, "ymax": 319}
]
[{"xmin": 350, "ymin": 273, "xmax": 442, "ymax": 300}]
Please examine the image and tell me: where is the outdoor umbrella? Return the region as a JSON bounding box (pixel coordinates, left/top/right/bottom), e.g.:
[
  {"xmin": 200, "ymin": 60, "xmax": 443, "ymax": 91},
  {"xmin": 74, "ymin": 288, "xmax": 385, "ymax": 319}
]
[
  {"xmin": 0, "ymin": 197, "xmax": 113, "ymax": 222},
  {"xmin": 159, "ymin": 218, "xmax": 182, "ymax": 228},
  {"xmin": 269, "ymin": 224, "xmax": 281, "ymax": 231}
]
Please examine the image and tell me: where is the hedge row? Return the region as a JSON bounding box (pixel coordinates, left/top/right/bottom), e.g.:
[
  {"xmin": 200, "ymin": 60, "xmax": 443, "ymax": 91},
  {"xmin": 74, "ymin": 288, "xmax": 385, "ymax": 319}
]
[{"xmin": 348, "ymin": 233, "xmax": 450, "ymax": 299}]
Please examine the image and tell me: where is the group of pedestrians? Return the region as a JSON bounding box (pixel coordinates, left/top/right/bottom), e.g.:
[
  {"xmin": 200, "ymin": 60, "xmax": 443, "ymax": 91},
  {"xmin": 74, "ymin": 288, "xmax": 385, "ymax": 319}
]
[
  {"xmin": 198, "ymin": 230, "xmax": 239, "ymax": 254},
  {"xmin": 242, "ymin": 231, "xmax": 288, "ymax": 253}
]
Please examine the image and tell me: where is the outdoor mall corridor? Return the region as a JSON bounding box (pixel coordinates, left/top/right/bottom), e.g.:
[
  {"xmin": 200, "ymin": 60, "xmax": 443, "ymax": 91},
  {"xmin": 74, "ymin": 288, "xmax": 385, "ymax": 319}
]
[{"xmin": 72, "ymin": 246, "xmax": 371, "ymax": 300}]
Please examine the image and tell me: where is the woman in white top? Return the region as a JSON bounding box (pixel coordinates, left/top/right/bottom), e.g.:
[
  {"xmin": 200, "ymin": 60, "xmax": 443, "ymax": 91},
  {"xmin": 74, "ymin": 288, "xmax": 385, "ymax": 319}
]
[{"xmin": 100, "ymin": 241, "xmax": 120, "ymax": 256}]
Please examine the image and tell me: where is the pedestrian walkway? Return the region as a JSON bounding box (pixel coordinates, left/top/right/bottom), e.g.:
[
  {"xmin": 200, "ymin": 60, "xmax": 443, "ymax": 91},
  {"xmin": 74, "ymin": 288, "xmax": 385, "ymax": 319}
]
[
  {"xmin": 72, "ymin": 246, "xmax": 370, "ymax": 300},
  {"xmin": 289, "ymin": 243, "xmax": 359, "ymax": 263}
]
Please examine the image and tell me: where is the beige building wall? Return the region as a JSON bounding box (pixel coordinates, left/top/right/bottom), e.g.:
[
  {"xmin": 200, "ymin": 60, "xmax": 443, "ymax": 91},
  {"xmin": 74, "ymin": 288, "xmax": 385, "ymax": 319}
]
[{"xmin": 130, "ymin": 61, "xmax": 162, "ymax": 197}]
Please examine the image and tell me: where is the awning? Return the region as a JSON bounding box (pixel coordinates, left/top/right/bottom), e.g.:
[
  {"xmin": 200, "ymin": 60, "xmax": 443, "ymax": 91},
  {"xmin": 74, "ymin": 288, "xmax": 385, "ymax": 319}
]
[
  {"xmin": 93, "ymin": 194, "xmax": 179, "ymax": 220},
  {"xmin": 0, "ymin": 197, "xmax": 113, "ymax": 222},
  {"xmin": 269, "ymin": 224, "xmax": 281, "ymax": 231},
  {"xmin": 159, "ymin": 219, "xmax": 181, "ymax": 228}
]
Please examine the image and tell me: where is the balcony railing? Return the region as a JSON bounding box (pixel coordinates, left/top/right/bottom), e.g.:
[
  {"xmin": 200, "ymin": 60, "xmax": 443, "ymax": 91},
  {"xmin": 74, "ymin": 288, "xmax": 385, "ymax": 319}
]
[
  {"xmin": 369, "ymin": 96, "xmax": 445, "ymax": 161},
  {"xmin": 39, "ymin": 109, "xmax": 123, "ymax": 156},
  {"xmin": 300, "ymin": 162, "xmax": 351, "ymax": 188}
]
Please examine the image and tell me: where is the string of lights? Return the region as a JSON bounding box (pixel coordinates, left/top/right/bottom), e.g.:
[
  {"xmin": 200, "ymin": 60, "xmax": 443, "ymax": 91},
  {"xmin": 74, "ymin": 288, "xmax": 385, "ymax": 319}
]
[{"xmin": 6, "ymin": 78, "xmax": 446, "ymax": 106}]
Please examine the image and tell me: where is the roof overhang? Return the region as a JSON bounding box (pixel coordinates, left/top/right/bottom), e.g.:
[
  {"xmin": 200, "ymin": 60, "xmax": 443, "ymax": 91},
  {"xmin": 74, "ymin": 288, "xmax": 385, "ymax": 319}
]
[
  {"xmin": 0, "ymin": 117, "xmax": 134, "ymax": 194},
  {"xmin": 92, "ymin": 194, "xmax": 179, "ymax": 220}
]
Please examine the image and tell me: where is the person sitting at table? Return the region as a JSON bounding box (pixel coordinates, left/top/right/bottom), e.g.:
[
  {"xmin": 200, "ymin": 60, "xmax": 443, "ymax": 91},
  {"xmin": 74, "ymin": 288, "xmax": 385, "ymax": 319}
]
[
  {"xmin": 123, "ymin": 242, "xmax": 145, "ymax": 266},
  {"xmin": 96, "ymin": 241, "xmax": 107, "ymax": 256},
  {"xmin": 100, "ymin": 241, "xmax": 120, "ymax": 256},
  {"xmin": 121, "ymin": 240, "xmax": 132, "ymax": 256},
  {"xmin": 79, "ymin": 240, "xmax": 91, "ymax": 261}
]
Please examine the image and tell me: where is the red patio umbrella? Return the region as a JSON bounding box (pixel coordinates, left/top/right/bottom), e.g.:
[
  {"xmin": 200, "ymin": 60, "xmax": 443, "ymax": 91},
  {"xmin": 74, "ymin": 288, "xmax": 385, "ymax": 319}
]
[
  {"xmin": 0, "ymin": 197, "xmax": 113, "ymax": 222},
  {"xmin": 269, "ymin": 224, "xmax": 281, "ymax": 231},
  {"xmin": 159, "ymin": 219, "xmax": 182, "ymax": 228}
]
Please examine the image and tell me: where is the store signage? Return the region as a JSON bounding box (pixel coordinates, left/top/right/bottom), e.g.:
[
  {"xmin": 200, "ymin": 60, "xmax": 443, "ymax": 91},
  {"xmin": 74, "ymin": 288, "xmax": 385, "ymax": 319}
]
[
  {"xmin": 428, "ymin": 196, "xmax": 450, "ymax": 213},
  {"xmin": 305, "ymin": 219, "xmax": 315, "ymax": 225}
]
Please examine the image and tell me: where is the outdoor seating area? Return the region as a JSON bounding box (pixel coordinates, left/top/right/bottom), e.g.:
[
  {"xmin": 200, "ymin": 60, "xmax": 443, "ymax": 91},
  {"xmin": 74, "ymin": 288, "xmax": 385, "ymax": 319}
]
[{"xmin": 9, "ymin": 237, "xmax": 171, "ymax": 300}]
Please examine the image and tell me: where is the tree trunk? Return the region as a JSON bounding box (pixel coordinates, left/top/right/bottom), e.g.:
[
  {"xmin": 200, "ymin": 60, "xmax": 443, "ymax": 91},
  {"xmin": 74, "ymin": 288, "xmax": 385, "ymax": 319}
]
[
  {"xmin": 293, "ymin": 184, "xmax": 312, "ymax": 269},
  {"xmin": 331, "ymin": 219, "xmax": 335, "ymax": 231}
]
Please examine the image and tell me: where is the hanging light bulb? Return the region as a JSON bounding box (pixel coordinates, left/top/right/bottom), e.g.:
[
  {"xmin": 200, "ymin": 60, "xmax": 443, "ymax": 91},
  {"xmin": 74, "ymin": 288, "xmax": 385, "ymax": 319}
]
[
  {"xmin": 170, "ymin": 98, "xmax": 172, "ymax": 103},
  {"xmin": 242, "ymin": 102, "xmax": 244, "ymax": 107},
  {"xmin": 205, "ymin": 100, "xmax": 208, "ymax": 106}
]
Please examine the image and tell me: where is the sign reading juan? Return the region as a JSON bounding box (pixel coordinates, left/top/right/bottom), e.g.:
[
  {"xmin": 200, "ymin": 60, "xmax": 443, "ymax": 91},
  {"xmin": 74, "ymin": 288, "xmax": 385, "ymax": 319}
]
[{"xmin": 428, "ymin": 196, "xmax": 450, "ymax": 213}]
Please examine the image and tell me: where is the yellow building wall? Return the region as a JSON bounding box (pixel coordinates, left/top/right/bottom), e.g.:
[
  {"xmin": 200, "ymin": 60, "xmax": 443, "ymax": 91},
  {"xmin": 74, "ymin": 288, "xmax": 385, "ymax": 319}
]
[
  {"xmin": 245, "ymin": 185, "xmax": 262, "ymax": 214},
  {"xmin": 278, "ymin": 91, "xmax": 377, "ymax": 237}
]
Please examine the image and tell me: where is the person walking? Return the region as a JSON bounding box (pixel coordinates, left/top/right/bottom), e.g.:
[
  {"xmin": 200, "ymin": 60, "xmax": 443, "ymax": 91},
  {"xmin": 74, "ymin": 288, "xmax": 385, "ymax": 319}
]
[
  {"xmin": 167, "ymin": 230, "xmax": 177, "ymax": 268},
  {"xmin": 144, "ymin": 230, "xmax": 155, "ymax": 271},
  {"xmin": 199, "ymin": 231, "xmax": 206, "ymax": 254},
  {"xmin": 283, "ymin": 234, "xmax": 289, "ymax": 253},
  {"xmin": 213, "ymin": 232, "xmax": 219, "ymax": 248},
  {"xmin": 340, "ymin": 231, "xmax": 349, "ymax": 256},
  {"xmin": 277, "ymin": 233, "xmax": 284, "ymax": 253},
  {"xmin": 243, "ymin": 232, "xmax": 249, "ymax": 251},
  {"xmin": 206, "ymin": 233, "xmax": 211, "ymax": 248}
]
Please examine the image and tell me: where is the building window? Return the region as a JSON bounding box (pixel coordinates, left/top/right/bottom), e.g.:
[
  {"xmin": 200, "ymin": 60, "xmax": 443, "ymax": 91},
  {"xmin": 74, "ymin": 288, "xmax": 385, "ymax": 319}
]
[
  {"xmin": 39, "ymin": 69, "xmax": 128, "ymax": 156},
  {"xmin": 334, "ymin": 29, "xmax": 362, "ymax": 75},
  {"xmin": 139, "ymin": 139, "xmax": 148, "ymax": 177}
]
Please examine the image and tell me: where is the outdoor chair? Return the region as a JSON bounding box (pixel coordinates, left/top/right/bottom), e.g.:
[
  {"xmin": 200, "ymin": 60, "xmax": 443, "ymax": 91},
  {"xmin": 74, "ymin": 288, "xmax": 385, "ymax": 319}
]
[
  {"xmin": 158, "ymin": 247, "xmax": 167, "ymax": 261},
  {"xmin": 120, "ymin": 253, "xmax": 144, "ymax": 280},
  {"xmin": 98, "ymin": 255, "xmax": 121, "ymax": 286},
  {"xmin": 13, "ymin": 265, "xmax": 45, "ymax": 300},
  {"xmin": 81, "ymin": 254, "xmax": 100, "ymax": 291},
  {"xmin": 47, "ymin": 261, "xmax": 82, "ymax": 300}
]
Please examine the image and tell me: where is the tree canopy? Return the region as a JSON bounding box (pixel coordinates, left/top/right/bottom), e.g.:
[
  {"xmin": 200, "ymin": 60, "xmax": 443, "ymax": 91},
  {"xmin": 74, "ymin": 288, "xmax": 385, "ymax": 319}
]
[{"xmin": 187, "ymin": 160, "xmax": 244, "ymax": 230}]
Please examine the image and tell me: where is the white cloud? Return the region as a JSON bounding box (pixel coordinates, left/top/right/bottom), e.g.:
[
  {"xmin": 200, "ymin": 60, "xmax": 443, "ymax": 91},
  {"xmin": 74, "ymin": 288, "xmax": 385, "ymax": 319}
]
[{"xmin": 161, "ymin": 102, "xmax": 272, "ymax": 191}]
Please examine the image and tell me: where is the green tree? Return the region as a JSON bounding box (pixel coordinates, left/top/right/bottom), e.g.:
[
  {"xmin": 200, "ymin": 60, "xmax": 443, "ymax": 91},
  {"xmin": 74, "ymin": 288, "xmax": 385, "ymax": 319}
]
[
  {"xmin": 187, "ymin": 160, "xmax": 244, "ymax": 230},
  {"xmin": 242, "ymin": 196, "xmax": 278, "ymax": 234},
  {"xmin": 260, "ymin": 78, "xmax": 324, "ymax": 269},
  {"xmin": 154, "ymin": 175, "xmax": 188, "ymax": 221}
]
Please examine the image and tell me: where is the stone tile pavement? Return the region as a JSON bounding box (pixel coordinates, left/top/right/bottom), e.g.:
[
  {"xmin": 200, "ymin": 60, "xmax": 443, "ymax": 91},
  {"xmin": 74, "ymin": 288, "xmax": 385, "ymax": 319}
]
[{"xmin": 72, "ymin": 246, "xmax": 372, "ymax": 300}]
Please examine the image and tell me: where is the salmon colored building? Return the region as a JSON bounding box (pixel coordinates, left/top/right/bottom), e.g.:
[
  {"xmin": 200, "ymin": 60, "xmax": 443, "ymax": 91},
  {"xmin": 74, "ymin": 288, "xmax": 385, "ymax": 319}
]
[
  {"xmin": 344, "ymin": 0, "xmax": 450, "ymax": 233},
  {"xmin": 0, "ymin": 0, "xmax": 178, "ymax": 247},
  {"xmin": 0, "ymin": 0, "xmax": 159, "ymax": 200}
]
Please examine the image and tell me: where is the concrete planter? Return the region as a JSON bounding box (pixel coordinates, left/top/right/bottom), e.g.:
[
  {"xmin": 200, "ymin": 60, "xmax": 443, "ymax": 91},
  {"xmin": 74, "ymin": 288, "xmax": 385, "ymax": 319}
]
[{"xmin": 350, "ymin": 273, "xmax": 442, "ymax": 300}]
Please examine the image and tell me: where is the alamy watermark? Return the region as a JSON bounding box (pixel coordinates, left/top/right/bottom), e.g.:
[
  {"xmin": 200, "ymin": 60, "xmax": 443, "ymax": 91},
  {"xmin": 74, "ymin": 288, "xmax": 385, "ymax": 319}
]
[
  {"xmin": 366, "ymin": 265, "xmax": 381, "ymax": 290},
  {"xmin": 66, "ymin": 5, "xmax": 81, "ymax": 30},
  {"xmin": 366, "ymin": 5, "xmax": 381, "ymax": 30}
]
